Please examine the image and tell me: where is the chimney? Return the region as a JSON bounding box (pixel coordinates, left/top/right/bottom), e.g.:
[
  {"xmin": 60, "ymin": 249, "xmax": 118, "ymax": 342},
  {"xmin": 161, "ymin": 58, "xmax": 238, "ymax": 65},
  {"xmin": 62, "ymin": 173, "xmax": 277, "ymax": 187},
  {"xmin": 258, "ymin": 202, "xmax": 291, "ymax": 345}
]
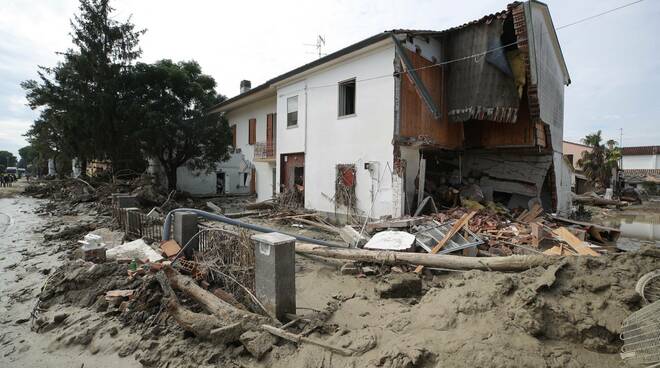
[{"xmin": 240, "ymin": 80, "xmax": 251, "ymax": 94}]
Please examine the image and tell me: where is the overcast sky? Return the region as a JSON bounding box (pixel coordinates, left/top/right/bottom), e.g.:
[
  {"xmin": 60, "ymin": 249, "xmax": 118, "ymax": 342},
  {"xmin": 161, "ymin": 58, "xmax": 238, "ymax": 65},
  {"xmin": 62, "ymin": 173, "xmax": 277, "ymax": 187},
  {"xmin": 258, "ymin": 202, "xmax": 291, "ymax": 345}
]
[{"xmin": 1, "ymin": 0, "xmax": 658, "ymax": 158}]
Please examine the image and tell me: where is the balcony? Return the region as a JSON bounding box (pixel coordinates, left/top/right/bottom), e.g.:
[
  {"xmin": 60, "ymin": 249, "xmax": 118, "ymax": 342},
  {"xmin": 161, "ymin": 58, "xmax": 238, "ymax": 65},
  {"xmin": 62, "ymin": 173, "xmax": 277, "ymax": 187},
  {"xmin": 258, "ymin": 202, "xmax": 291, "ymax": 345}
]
[{"xmin": 254, "ymin": 141, "xmax": 276, "ymax": 161}]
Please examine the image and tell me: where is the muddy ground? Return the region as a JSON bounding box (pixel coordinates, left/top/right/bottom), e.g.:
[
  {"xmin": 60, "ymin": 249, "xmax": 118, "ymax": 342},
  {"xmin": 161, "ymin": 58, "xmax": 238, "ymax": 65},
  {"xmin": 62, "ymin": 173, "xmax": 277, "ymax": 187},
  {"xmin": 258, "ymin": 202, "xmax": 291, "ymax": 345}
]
[{"xmin": 1, "ymin": 180, "xmax": 658, "ymax": 367}]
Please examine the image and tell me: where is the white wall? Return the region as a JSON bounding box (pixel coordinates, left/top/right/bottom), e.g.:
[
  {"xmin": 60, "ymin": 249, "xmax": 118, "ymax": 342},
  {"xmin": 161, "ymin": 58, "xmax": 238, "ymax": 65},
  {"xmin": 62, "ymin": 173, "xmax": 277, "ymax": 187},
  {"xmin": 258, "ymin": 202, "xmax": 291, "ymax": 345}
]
[
  {"xmin": 529, "ymin": 3, "xmax": 570, "ymax": 215},
  {"xmin": 622, "ymin": 154, "xmax": 658, "ymax": 170},
  {"xmin": 275, "ymin": 44, "xmax": 397, "ymax": 218},
  {"xmin": 225, "ymin": 97, "xmax": 277, "ymax": 201},
  {"xmin": 176, "ymin": 166, "xmax": 216, "ymax": 195},
  {"xmin": 226, "ymin": 97, "xmax": 276, "ymax": 161}
]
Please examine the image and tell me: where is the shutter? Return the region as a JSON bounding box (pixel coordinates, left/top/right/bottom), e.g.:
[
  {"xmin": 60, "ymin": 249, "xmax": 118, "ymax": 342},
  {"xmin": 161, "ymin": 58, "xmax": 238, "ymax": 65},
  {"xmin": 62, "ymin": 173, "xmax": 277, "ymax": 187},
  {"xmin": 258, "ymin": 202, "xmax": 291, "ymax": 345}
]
[{"xmin": 248, "ymin": 118, "xmax": 256, "ymax": 145}]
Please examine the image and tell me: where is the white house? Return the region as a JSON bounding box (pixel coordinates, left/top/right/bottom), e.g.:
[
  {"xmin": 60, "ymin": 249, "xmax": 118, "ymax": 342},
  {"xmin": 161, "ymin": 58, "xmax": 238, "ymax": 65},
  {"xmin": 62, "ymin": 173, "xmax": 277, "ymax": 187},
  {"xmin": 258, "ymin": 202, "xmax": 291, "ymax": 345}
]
[
  {"xmin": 195, "ymin": 1, "xmax": 571, "ymax": 220},
  {"xmin": 622, "ymin": 146, "xmax": 660, "ymax": 170}
]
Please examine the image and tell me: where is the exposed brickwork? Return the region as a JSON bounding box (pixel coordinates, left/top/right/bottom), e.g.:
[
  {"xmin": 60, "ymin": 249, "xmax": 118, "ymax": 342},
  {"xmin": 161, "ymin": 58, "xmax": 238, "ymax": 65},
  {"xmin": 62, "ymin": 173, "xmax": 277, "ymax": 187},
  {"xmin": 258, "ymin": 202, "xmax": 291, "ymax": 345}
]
[{"xmin": 510, "ymin": 3, "xmax": 541, "ymax": 123}]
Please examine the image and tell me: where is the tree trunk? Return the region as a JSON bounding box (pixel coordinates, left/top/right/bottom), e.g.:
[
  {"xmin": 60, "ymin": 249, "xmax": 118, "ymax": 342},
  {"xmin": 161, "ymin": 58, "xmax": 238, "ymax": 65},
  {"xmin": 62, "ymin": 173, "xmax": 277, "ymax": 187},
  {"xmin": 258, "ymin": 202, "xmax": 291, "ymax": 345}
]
[
  {"xmin": 294, "ymin": 243, "xmax": 557, "ymax": 272},
  {"xmin": 164, "ymin": 164, "xmax": 178, "ymax": 191},
  {"xmin": 166, "ymin": 299, "xmax": 244, "ymax": 343},
  {"xmin": 163, "ymin": 267, "xmax": 273, "ymax": 329}
]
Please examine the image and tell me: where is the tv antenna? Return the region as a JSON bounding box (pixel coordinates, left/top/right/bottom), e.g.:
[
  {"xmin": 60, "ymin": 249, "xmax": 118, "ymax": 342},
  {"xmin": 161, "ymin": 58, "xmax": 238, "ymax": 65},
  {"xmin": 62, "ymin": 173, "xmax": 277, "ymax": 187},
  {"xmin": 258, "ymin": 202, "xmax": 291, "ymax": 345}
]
[{"xmin": 304, "ymin": 35, "xmax": 326, "ymax": 59}]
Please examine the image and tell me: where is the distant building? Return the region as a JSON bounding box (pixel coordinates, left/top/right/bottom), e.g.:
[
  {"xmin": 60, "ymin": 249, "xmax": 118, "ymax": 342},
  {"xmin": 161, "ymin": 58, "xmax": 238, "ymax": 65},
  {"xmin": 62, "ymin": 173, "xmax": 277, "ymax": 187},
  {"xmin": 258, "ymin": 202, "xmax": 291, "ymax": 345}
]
[
  {"xmin": 562, "ymin": 141, "xmax": 593, "ymax": 194},
  {"xmin": 621, "ymin": 145, "xmax": 660, "ymax": 192},
  {"xmin": 621, "ymin": 146, "xmax": 660, "ymax": 170}
]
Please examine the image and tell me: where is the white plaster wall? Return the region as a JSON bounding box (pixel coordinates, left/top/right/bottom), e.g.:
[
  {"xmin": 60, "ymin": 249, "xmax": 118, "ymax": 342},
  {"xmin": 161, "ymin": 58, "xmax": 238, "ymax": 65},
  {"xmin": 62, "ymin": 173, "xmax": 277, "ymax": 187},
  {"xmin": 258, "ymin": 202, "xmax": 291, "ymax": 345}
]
[
  {"xmin": 255, "ymin": 162, "xmax": 276, "ymax": 200},
  {"xmin": 622, "ymin": 155, "xmax": 657, "ymax": 170},
  {"xmin": 276, "ymin": 81, "xmax": 307, "ymax": 156},
  {"xmin": 275, "ymin": 45, "xmax": 396, "ymax": 218},
  {"xmin": 529, "ymin": 4, "xmax": 570, "ymax": 214},
  {"xmin": 176, "ymin": 166, "xmax": 216, "ymax": 195},
  {"xmin": 556, "ymin": 154, "xmax": 572, "ymax": 215},
  {"xmin": 226, "ymin": 97, "xmax": 276, "ymax": 162},
  {"xmin": 224, "ymin": 97, "xmax": 277, "ymax": 201}
]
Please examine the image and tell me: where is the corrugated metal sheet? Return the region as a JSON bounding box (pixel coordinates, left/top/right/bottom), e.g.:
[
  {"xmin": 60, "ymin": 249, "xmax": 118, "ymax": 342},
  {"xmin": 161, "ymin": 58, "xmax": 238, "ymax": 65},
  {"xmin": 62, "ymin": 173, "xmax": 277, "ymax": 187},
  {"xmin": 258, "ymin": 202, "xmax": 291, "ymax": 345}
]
[{"xmin": 444, "ymin": 17, "xmax": 521, "ymax": 123}]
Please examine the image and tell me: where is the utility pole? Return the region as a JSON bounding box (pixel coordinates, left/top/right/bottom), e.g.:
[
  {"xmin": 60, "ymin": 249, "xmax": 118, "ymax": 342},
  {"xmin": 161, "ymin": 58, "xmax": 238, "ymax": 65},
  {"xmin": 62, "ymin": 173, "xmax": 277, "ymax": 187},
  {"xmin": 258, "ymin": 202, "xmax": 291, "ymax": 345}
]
[{"xmin": 619, "ymin": 127, "xmax": 623, "ymax": 170}]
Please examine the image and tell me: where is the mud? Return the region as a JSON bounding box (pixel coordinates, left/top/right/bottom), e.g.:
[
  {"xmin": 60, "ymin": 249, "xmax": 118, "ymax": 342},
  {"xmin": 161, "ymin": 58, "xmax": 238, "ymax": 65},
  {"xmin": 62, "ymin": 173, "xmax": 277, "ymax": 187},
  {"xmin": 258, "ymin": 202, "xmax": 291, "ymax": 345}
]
[{"xmin": 2, "ymin": 180, "xmax": 658, "ymax": 367}]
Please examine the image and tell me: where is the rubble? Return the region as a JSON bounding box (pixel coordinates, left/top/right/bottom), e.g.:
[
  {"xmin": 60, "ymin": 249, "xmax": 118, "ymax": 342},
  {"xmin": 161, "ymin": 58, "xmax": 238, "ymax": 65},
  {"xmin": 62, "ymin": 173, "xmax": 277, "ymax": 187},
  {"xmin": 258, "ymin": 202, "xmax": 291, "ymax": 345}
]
[{"xmin": 11, "ymin": 171, "xmax": 660, "ymax": 368}]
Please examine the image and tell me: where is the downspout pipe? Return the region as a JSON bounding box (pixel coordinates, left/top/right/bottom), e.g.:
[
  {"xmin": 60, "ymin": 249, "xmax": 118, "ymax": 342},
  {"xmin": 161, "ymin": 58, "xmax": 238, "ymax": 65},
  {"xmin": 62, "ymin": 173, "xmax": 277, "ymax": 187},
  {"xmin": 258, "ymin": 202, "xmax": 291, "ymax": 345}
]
[{"xmin": 162, "ymin": 208, "xmax": 344, "ymax": 248}]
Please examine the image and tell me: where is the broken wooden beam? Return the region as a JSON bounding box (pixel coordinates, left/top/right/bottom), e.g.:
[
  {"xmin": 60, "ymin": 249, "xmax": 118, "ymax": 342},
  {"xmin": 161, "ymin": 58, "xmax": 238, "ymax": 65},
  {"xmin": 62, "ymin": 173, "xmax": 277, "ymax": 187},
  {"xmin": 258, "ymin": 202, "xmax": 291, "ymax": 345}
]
[
  {"xmin": 551, "ymin": 227, "xmax": 600, "ymax": 256},
  {"xmin": 261, "ymin": 324, "xmax": 354, "ymax": 356},
  {"xmin": 295, "ymin": 243, "xmax": 556, "ymax": 272}
]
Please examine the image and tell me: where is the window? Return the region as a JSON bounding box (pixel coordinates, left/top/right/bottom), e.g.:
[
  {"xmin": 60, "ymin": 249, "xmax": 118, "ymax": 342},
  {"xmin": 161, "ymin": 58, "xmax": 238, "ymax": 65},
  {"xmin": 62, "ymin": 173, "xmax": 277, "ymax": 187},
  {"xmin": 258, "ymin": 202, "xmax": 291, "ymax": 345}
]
[
  {"xmin": 231, "ymin": 125, "xmax": 237, "ymax": 148},
  {"xmin": 248, "ymin": 118, "xmax": 256, "ymax": 145},
  {"xmin": 338, "ymin": 79, "xmax": 356, "ymax": 117},
  {"xmin": 287, "ymin": 96, "xmax": 298, "ymax": 127}
]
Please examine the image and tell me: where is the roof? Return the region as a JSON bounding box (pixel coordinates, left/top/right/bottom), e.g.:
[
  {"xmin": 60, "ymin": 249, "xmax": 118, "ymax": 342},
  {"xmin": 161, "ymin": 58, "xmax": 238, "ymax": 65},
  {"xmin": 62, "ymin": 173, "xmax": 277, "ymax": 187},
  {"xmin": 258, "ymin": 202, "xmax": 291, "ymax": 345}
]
[
  {"xmin": 563, "ymin": 140, "xmax": 591, "ymax": 148},
  {"xmin": 209, "ymin": 0, "xmax": 568, "ymax": 113},
  {"xmin": 623, "ymin": 169, "xmax": 660, "ymax": 184},
  {"xmin": 208, "ymin": 31, "xmax": 395, "ymax": 113},
  {"xmin": 621, "ymin": 146, "xmax": 660, "ymax": 156}
]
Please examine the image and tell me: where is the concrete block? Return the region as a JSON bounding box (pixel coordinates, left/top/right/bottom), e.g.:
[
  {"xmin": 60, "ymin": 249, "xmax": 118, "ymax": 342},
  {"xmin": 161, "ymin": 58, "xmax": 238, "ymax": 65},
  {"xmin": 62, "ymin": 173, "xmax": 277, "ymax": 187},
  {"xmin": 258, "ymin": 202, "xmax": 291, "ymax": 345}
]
[
  {"xmin": 173, "ymin": 212, "xmax": 198, "ymax": 258},
  {"xmin": 114, "ymin": 194, "xmax": 139, "ymax": 209},
  {"xmin": 252, "ymin": 232, "xmax": 296, "ymax": 321}
]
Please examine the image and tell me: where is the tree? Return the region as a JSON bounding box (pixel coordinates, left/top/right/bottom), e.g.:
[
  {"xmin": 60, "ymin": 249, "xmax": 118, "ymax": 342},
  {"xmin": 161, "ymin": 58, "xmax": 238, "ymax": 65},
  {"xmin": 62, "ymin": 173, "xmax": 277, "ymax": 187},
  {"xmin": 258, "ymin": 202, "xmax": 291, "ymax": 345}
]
[
  {"xmin": 22, "ymin": 0, "xmax": 145, "ymax": 173},
  {"xmin": 0, "ymin": 151, "xmax": 18, "ymax": 172},
  {"xmin": 577, "ymin": 130, "xmax": 621, "ymax": 189},
  {"xmin": 130, "ymin": 60, "xmax": 231, "ymax": 190}
]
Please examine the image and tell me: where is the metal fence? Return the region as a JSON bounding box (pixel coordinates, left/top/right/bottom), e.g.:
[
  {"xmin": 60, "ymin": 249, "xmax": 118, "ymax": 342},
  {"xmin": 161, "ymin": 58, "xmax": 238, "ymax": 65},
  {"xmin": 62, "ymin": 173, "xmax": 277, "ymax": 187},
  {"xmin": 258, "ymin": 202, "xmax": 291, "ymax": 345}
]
[{"xmin": 106, "ymin": 205, "xmax": 165, "ymax": 241}]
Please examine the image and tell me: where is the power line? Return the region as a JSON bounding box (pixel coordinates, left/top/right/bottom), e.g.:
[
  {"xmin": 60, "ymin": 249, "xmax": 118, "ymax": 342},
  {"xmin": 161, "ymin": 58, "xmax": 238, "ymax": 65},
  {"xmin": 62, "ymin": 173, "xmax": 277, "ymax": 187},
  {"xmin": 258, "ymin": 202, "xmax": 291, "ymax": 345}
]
[{"xmin": 556, "ymin": 0, "xmax": 645, "ymax": 30}]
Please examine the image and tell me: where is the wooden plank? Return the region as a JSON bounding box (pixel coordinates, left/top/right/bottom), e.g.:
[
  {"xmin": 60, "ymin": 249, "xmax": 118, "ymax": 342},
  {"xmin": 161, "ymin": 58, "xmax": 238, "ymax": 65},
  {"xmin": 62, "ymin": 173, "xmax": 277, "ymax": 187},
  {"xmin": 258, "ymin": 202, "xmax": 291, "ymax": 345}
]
[
  {"xmin": 552, "ymin": 227, "xmax": 600, "ymax": 256},
  {"xmin": 414, "ymin": 211, "xmax": 476, "ymax": 273},
  {"xmin": 531, "ymin": 222, "xmax": 541, "ymax": 247}
]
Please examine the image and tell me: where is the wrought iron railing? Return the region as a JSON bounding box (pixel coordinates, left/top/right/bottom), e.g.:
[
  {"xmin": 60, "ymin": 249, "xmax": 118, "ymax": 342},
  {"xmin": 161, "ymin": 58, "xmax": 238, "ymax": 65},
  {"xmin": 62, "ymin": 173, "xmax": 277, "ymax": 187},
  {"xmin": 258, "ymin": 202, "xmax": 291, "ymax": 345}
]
[{"xmin": 254, "ymin": 141, "xmax": 275, "ymax": 160}]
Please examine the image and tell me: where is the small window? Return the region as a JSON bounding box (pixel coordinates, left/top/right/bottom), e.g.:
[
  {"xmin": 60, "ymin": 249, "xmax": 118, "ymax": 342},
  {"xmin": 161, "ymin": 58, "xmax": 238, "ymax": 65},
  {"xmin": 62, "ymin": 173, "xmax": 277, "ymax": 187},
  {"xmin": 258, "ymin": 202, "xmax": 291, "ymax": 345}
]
[
  {"xmin": 248, "ymin": 118, "xmax": 256, "ymax": 145},
  {"xmin": 231, "ymin": 125, "xmax": 237, "ymax": 148},
  {"xmin": 338, "ymin": 79, "xmax": 356, "ymax": 117},
  {"xmin": 287, "ymin": 96, "xmax": 298, "ymax": 127}
]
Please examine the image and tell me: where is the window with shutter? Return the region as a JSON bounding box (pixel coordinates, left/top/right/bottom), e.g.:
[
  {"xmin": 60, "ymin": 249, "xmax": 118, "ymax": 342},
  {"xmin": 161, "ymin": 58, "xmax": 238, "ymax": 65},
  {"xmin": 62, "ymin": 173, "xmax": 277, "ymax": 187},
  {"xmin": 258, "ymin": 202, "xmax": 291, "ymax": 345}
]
[{"xmin": 248, "ymin": 118, "xmax": 256, "ymax": 145}]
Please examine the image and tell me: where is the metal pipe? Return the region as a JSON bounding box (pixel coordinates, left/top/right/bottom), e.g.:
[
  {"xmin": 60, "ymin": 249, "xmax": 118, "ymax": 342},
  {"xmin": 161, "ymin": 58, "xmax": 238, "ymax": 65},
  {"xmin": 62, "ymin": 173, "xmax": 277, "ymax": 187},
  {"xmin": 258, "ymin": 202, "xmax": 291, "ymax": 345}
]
[{"xmin": 162, "ymin": 208, "xmax": 344, "ymax": 248}]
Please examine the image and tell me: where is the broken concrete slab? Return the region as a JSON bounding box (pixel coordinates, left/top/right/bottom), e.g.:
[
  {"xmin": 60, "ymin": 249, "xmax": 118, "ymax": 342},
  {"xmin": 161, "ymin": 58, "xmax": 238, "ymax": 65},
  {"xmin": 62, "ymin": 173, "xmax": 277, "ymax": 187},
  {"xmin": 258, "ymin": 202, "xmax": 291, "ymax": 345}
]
[
  {"xmin": 338, "ymin": 225, "xmax": 369, "ymax": 248},
  {"xmin": 106, "ymin": 239, "xmax": 163, "ymax": 263},
  {"xmin": 88, "ymin": 227, "xmax": 125, "ymax": 248},
  {"xmin": 239, "ymin": 330, "xmax": 277, "ymax": 359},
  {"xmin": 363, "ymin": 231, "xmax": 415, "ymax": 251},
  {"xmin": 160, "ymin": 239, "xmax": 181, "ymax": 258}
]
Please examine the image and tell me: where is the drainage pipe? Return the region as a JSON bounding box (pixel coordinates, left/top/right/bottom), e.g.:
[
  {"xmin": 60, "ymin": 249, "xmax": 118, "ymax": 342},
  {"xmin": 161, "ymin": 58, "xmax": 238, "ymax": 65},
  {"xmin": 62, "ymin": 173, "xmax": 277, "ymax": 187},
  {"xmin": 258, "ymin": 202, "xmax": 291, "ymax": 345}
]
[{"xmin": 162, "ymin": 208, "xmax": 344, "ymax": 248}]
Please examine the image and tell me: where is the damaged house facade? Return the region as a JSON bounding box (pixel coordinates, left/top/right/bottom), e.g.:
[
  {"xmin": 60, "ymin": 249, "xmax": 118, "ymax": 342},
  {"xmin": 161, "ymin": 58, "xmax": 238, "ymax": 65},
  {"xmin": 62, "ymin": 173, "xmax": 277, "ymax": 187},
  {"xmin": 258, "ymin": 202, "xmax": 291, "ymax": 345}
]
[{"xmin": 202, "ymin": 1, "xmax": 571, "ymax": 219}]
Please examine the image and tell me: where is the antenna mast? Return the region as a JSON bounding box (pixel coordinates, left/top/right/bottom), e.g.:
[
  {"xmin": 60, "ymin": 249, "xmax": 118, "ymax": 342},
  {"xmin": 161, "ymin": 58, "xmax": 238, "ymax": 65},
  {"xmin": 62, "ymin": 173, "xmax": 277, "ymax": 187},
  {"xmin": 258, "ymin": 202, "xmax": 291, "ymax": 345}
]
[{"xmin": 304, "ymin": 35, "xmax": 326, "ymax": 59}]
